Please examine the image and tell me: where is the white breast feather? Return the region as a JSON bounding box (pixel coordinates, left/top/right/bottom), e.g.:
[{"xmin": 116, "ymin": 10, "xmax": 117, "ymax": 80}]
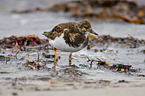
[{"xmin": 49, "ymin": 33, "xmax": 87, "ymax": 52}]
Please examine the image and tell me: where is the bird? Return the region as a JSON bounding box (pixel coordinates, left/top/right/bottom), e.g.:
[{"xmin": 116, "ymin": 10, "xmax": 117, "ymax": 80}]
[{"xmin": 43, "ymin": 20, "xmax": 98, "ymax": 67}]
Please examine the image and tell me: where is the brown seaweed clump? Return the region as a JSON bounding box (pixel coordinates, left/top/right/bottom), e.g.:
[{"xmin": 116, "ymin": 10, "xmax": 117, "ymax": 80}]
[
  {"xmin": 86, "ymin": 57, "xmax": 141, "ymax": 74},
  {"xmin": 0, "ymin": 35, "xmax": 43, "ymax": 48},
  {"xmin": 88, "ymin": 34, "xmax": 145, "ymax": 48},
  {"xmin": 0, "ymin": 34, "xmax": 145, "ymax": 49},
  {"xmin": 109, "ymin": 64, "xmax": 132, "ymax": 73}
]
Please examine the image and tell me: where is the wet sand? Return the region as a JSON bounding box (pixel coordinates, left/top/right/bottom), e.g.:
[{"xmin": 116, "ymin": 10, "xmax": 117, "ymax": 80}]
[
  {"xmin": 1, "ymin": 86, "xmax": 145, "ymax": 96},
  {"xmin": 0, "ymin": 0, "xmax": 145, "ymax": 96}
]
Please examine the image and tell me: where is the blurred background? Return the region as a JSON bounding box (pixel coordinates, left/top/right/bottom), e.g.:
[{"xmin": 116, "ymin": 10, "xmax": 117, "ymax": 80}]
[
  {"xmin": 0, "ymin": 0, "xmax": 145, "ymax": 39},
  {"xmin": 0, "ymin": 0, "xmax": 145, "ymax": 12}
]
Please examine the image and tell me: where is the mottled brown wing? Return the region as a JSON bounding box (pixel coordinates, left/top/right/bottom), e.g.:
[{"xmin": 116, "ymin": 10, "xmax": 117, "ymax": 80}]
[
  {"xmin": 63, "ymin": 29, "xmax": 86, "ymax": 47},
  {"xmin": 44, "ymin": 25, "xmax": 63, "ymax": 40}
]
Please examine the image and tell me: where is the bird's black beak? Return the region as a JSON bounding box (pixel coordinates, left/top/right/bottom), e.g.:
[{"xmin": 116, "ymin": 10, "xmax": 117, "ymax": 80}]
[{"xmin": 89, "ymin": 29, "xmax": 98, "ymax": 36}]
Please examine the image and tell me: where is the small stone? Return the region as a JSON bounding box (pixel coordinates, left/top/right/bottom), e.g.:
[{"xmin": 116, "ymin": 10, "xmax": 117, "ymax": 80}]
[{"xmin": 12, "ymin": 92, "xmax": 18, "ymax": 96}]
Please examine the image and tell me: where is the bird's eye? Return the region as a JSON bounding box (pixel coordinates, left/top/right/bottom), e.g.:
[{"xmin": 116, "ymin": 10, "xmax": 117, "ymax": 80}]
[{"xmin": 84, "ymin": 25, "xmax": 88, "ymax": 29}]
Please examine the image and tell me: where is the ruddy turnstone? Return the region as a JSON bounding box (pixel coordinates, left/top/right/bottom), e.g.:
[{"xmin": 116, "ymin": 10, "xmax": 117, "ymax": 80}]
[{"xmin": 43, "ymin": 20, "xmax": 98, "ymax": 66}]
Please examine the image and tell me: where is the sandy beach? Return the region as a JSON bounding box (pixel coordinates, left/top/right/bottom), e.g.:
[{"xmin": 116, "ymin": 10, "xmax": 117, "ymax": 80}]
[
  {"xmin": 1, "ymin": 86, "xmax": 145, "ymax": 96},
  {"xmin": 0, "ymin": 0, "xmax": 145, "ymax": 96}
]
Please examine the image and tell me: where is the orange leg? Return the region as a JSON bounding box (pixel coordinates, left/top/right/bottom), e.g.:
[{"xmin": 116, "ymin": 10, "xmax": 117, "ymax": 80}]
[
  {"xmin": 69, "ymin": 53, "xmax": 72, "ymax": 66},
  {"xmin": 53, "ymin": 47, "xmax": 58, "ymax": 63},
  {"xmin": 53, "ymin": 47, "xmax": 58, "ymax": 71}
]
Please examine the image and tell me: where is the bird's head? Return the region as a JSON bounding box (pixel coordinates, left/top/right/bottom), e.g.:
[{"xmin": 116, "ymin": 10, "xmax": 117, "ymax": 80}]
[{"xmin": 79, "ymin": 20, "xmax": 98, "ymax": 36}]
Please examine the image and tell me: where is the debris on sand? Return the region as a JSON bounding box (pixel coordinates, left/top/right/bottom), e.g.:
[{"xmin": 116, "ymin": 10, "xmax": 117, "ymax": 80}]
[
  {"xmin": 86, "ymin": 56, "xmax": 142, "ymax": 75},
  {"xmin": 118, "ymin": 80, "xmax": 129, "ymax": 83},
  {"xmin": 109, "ymin": 64, "xmax": 132, "ymax": 73},
  {"xmin": 1, "ymin": 35, "xmax": 144, "ymax": 49},
  {"xmin": 88, "ymin": 34, "xmax": 145, "ymax": 48},
  {"xmin": 0, "ymin": 55, "xmax": 10, "ymax": 64},
  {"xmin": 0, "ymin": 35, "xmax": 43, "ymax": 48},
  {"xmin": 0, "ymin": 35, "xmax": 144, "ymax": 77}
]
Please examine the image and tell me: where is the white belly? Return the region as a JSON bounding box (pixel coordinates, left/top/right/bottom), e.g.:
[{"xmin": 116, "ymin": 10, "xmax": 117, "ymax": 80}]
[{"xmin": 49, "ymin": 34, "xmax": 87, "ymax": 52}]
